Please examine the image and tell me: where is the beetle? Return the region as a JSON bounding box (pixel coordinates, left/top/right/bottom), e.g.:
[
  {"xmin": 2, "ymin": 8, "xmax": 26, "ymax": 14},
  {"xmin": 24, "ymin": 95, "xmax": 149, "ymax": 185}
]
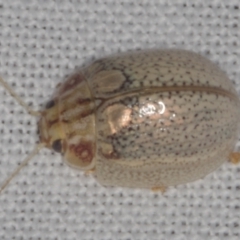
[{"xmin": 0, "ymin": 49, "xmax": 240, "ymax": 192}]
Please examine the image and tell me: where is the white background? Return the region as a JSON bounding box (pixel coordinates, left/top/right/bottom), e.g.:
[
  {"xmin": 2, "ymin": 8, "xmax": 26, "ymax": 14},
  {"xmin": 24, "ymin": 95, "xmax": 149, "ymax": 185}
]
[{"xmin": 0, "ymin": 0, "xmax": 239, "ymax": 239}]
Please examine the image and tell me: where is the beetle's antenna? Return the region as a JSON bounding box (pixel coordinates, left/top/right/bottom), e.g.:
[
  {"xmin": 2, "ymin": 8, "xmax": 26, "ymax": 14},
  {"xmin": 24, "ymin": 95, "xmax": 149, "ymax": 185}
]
[
  {"xmin": 0, "ymin": 76, "xmax": 41, "ymax": 117},
  {"xmin": 0, "ymin": 143, "xmax": 46, "ymax": 195}
]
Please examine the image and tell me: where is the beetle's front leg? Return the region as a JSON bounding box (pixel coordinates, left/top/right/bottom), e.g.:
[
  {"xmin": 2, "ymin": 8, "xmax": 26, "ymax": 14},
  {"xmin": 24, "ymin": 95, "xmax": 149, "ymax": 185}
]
[
  {"xmin": 229, "ymin": 152, "xmax": 240, "ymax": 164},
  {"xmin": 151, "ymin": 186, "xmax": 167, "ymax": 194},
  {"xmin": 84, "ymin": 168, "xmax": 96, "ymax": 176}
]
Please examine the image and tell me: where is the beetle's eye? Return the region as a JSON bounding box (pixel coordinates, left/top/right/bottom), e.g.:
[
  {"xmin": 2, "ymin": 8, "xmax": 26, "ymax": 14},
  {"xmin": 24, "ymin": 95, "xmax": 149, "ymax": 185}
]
[
  {"xmin": 46, "ymin": 99, "xmax": 55, "ymax": 109},
  {"xmin": 52, "ymin": 139, "xmax": 62, "ymax": 153}
]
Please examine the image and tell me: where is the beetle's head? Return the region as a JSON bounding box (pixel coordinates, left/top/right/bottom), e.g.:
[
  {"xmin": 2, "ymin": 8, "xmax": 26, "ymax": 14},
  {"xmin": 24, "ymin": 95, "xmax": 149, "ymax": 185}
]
[
  {"xmin": 38, "ymin": 99, "xmax": 66, "ymax": 153},
  {"xmin": 38, "ymin": 93, "xmax": 96, "ymax": 171}
]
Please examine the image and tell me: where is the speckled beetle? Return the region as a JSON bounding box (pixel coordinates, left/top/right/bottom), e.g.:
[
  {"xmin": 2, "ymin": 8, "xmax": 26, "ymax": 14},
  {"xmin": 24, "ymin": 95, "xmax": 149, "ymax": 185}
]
[{"xmin": 1, "ymin": 49, "xmax": 240, "ymax": 192}]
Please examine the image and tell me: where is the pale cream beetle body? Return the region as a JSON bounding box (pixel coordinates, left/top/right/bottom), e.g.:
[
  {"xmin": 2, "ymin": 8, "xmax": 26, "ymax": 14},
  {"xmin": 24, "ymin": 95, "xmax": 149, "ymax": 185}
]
[{"xmin": 38, "ymin": 49, "xmax": 240, "ymax": 189}]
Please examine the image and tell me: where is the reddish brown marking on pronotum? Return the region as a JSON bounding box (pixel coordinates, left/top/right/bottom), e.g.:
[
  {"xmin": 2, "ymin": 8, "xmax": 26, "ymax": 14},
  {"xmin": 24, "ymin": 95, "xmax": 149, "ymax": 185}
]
[
  {"xmin": 77, "ymin": 98, "xmax": 92, "ymax": 105},
  {"xmin": 70, "ymin": 141, "xmax": 95, "ymax": 163},
  {"xmin": 57, "ymin": 73, "xmax": 85, "ymax": 95}
]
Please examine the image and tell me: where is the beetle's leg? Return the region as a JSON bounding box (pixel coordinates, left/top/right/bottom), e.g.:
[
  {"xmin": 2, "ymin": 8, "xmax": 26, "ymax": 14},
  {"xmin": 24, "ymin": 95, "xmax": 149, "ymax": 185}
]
[
  {"xmin": 151, "ymin": 186, "xmax": 167, "ymax": 193},
  {"xmin": 84, "ymin": 168, "xmax": 96, "ymax": 176},
  {"xmin": 229, "ymin": 152, "xmax": 240, "ymax": 164}
]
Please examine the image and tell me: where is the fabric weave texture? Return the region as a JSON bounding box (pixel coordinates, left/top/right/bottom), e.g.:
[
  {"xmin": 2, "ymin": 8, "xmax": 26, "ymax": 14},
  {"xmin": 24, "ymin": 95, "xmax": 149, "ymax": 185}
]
[{"xmin": 0, "ymin": 1, "xmax": 239, "ymax": 240}]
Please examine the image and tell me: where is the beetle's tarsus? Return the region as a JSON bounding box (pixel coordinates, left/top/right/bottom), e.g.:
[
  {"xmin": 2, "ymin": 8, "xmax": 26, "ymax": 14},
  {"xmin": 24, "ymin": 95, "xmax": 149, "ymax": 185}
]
[
  {"xmin": 84, "ymin": 168, "xmax": 96, "ymax": 176},
  {"xmin": 151, "ymin": 186, "xmax": 167, "ymax": 193},
  {"xmin": 229, "ymin": 152, "xmax": 240, "ymax": 164}
]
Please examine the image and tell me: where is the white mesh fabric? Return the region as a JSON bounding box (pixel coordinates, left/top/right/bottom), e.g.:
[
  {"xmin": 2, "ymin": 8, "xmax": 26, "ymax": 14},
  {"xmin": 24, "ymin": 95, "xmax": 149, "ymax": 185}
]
[{"xmin": 0, "ymin": 1, "xmax": 240, "ymax": 239}]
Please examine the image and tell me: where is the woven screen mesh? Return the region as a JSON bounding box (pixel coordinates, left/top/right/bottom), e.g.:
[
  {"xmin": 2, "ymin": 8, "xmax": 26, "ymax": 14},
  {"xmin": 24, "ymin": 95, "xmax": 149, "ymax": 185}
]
[{"xmin": 0, "ymin": 1, "xmax": 239, "ymax": 239}]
